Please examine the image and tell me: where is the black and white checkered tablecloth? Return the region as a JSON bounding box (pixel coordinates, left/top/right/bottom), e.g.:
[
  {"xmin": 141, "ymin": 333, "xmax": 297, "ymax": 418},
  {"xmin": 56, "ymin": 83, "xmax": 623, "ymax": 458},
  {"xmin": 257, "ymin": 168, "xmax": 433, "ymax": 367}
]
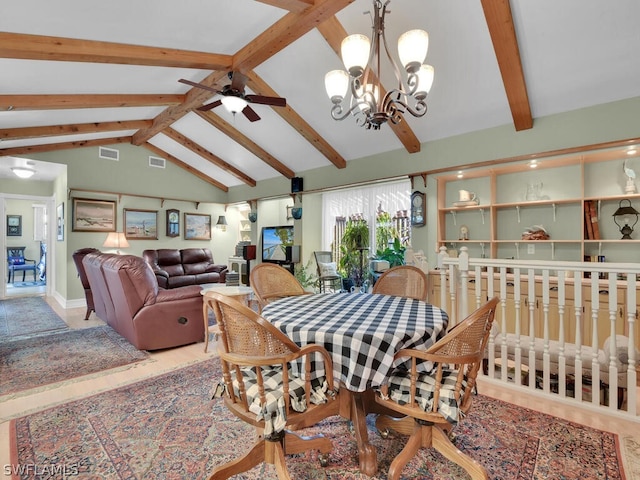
[{"xmin": 261, "ymin": 292, "xmax": 449, "ymax": 392}]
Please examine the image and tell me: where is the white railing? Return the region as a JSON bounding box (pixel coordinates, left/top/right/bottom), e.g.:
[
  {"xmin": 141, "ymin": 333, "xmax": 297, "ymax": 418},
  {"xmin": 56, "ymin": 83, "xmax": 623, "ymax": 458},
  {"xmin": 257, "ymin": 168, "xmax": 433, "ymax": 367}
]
[{"xmin": 436, "ymin": 246, "xmax": 639, "ymax": 420}]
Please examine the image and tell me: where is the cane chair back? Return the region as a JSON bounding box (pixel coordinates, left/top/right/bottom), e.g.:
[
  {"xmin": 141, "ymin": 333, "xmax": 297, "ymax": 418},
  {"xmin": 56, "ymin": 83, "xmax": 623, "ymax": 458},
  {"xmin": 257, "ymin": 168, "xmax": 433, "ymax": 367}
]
[
  {"xmin": 374, "ymin": 297, "xmax": 499, "ymax": 480},
  {"xmin": 250, "ymin": 262, "xmax": 308, "ymax": 311},
  {"xmin": 372, "ymin": 265, "xmax": 427, "ymax": 301},
  {"xmin": 205, "ymin": 292, "xmax": 340, "ymax": 479}
]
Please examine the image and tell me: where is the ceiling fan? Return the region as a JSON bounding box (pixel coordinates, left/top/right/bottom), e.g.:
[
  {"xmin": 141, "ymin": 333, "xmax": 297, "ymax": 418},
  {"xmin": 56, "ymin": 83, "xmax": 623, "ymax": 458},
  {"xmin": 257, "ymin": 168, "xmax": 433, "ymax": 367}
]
[{"xmin": 179, "ymin": 71, "xmax": 286, "ymax": 122}]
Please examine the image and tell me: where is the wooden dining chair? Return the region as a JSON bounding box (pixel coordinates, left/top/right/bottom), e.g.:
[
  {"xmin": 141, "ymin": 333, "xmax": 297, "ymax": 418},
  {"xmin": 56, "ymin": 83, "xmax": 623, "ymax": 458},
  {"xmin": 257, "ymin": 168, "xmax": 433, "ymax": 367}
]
[
  {"xmin": 204, "ymin": 292, "xmax": 340, "ymax": 480},
  {"xmin": 249, "ymin": 263, "xmax": 309, "ymax": 311},
  {"xmin": 374, "ymin": 297, "xmax": 499, "ymax": 480},
  {"xmin": 372, "ymin": 265, "xmax": 428, "ymax": 301}
]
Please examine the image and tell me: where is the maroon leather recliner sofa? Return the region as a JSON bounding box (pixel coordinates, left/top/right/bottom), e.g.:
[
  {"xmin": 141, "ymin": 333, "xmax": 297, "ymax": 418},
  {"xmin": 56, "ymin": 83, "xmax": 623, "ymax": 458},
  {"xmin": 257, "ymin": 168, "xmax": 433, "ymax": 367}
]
[
  {"xmin": 142, "ymin": 248, "xmax": 227, "ymax": 289},
  {"xmin": 82, "ymin": 252, "xmax": 204, "ymax": 350}
]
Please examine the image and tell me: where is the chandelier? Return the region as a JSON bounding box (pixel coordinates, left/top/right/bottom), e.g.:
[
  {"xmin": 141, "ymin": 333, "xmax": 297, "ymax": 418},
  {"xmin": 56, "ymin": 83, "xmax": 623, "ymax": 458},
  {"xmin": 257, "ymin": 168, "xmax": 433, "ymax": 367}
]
[{"xmin": 324, "ymin": 0, "xmax": 434, "ymax": 130}]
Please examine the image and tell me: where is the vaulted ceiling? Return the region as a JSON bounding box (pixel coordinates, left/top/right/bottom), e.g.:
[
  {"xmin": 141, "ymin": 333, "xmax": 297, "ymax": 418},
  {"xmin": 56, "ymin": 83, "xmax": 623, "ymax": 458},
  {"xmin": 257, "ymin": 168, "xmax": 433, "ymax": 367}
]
[{"xmin": 2, "ymin": 0, "xmax": 640, "ymax": 188}]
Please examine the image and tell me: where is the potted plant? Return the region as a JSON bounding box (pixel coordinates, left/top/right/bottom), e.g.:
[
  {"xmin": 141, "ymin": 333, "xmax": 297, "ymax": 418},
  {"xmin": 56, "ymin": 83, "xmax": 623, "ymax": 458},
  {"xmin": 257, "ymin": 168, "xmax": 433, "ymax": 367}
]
[
  {"xmin": 294, "ymin": 259, "xmax": 318, "ymax": 293},
  {"xmin": 338, "ymin": 217, "xmax": 370, "ymax": 291},
  {"xmin": 374, "ymin": 237, "xmax": 406, "ymax": 268}
]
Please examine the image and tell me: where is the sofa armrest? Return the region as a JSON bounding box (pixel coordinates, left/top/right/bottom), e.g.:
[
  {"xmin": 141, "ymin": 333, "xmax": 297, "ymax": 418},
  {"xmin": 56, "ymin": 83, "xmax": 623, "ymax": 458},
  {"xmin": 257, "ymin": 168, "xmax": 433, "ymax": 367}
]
[
  {"xmin": 156, "ymin": 285, "xmax": 203, "ymax": 302},
  {"xmin": 204, "ymin": 264, "xmax": 228, "ymax": 274}
]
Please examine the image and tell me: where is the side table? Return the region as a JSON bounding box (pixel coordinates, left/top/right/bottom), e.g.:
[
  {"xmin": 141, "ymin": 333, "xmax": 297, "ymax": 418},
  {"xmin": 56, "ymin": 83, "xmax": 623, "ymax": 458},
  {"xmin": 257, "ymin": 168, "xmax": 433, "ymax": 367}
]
[{"xmin": 201, "ymin": 285, "xmax": 254, "ymax": 352}]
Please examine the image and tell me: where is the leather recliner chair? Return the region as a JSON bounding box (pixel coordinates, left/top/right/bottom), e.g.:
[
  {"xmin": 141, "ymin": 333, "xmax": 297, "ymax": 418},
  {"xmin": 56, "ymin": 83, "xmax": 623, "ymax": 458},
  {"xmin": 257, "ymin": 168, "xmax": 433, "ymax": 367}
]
[
  {"xmin": 72, "ymin": 247, "xmax": 101, "ymax": 320},
  {"xmin": 83, "ymin": 253, "xmax": 204, "ymax": 350}
]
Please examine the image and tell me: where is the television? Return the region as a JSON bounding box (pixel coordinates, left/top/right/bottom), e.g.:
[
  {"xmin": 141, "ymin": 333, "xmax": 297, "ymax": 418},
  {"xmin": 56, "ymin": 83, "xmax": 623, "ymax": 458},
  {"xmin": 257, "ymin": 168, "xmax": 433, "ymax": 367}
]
[{"xmin": 261, "ymin": 225, "xmax": 295, "ymax": 263}]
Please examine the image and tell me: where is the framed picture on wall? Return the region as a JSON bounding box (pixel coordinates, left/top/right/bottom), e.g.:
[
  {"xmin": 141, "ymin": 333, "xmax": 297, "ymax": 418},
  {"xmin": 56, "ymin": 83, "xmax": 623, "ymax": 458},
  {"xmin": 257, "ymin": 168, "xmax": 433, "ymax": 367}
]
[
  {"xmin": 6, "ymin": 215, "xmax": 21, "ymax": 236},
  {"xmin": 184, "ymin": 213, "xmax": 211, "ymax": 240},
  {"xmin": 166, "ymin": 209, "xmax": 180, "ymax": 237},
  {"xmin": 124, "ymin": 209, "xmax": 158, "ymax": 239},
  {"xmin": 72, "ymin": 198, "xmax": 116, "ymax": 232},
  {"xmin": 56, "ymin": 203, "xmax": 64, "ymax": 241}
]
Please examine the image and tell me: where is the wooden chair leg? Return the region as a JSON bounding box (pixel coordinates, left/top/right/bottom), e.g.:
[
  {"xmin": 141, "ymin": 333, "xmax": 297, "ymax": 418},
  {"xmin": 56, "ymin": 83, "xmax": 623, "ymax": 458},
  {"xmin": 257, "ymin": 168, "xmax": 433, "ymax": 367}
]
[
  {"xmin": 208, "ymin": 437, "xmax": 265, "ymax": 480},
  {"xmin": 84, "ymin": 307, "xmax": 92, "ymax": 320},
  {"xmin": 431, "ymin": 425, "xmax": 488, "ymax": 480},
  {"xmin": 387, "ymin": 424, "xmax": 424, "ymax": 480}
]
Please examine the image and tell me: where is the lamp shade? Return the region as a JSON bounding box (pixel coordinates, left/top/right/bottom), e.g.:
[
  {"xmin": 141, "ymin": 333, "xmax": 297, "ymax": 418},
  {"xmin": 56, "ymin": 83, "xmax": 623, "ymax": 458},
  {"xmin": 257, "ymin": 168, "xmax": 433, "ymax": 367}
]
[
  {"xmin": 216, "ymin": 215, "xmax": 228, "ymax": 226},
  {"xmin": 11, "ymin": 167, "xmax": 36, "ymax": 179},
  {"xmin": 414, "ymin": 64, "xmax": 435, "ymax": 99},
  {"xmin": 103, "ymin": 232, "xmax": 130, "ymax": 249},
  {"xmin": 398, "ymin": 29, "xmax": 429, "ymax": 73},
  {"xmin": 341, "ymin": 34, "xmax": 370, "ymax": 77},
  {"xmin": 325, "ymin": 70, "xmax": 350, "ymax": 102},
  {"xmin": 221, "ymin": 96, "xmax": 248, "ymax": 114}
]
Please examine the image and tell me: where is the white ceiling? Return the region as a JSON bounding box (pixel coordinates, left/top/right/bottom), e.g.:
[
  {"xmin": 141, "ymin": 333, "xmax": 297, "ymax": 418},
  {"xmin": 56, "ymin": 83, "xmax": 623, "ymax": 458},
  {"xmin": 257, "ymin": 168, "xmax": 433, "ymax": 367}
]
[{"xmin": 1, "ymin": 0, "xmax": 640, "ymax": 186}]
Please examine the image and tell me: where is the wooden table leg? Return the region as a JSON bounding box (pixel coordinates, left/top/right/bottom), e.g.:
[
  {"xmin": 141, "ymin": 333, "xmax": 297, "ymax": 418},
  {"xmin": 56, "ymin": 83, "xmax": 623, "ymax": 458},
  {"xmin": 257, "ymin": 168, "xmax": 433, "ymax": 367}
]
[
  {"xmin": 347, "ymin": 390, "xmax": 378, "ymax": 477},
  {"xmin": 203, "ymin": 301, "xmax": 210, "ymax": 353}
]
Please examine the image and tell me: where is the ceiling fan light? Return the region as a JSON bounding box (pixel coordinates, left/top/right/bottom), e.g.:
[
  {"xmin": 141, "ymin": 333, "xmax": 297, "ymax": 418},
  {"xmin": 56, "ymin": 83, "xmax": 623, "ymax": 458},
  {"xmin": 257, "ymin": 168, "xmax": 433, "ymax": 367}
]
[
  {"xmin": 398, "ymin": 29, "xmax": 429, "ymax": 73},
  {"xmin": 11, "ymin": 167, "xmax": 36, "ymax": 179},
  {"xmin": 221, "ymin": 96, "xmax": 248, "ymax": 114},
  {"xmin": 414, "ymin": 64, "xmax": 435, "ymax": 99},
  {"xmin": 341, "ymin": 34, "xmax": 370, "ymax": 78},
  {"xmin": 325, "ymin": 70, "xmax": 349, "ymax": 103}
]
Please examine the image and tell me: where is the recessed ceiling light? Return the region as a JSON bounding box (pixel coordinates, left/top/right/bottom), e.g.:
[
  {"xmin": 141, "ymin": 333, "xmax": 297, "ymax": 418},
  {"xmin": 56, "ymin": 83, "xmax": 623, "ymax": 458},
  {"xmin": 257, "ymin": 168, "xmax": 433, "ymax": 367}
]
[
  {"xmin": 627, "ymin": 149, "xmax": 637, "ymax": 156},
  {"xmin": 456, "ymin": 171, "xmax": 464, "ymax": 178}
]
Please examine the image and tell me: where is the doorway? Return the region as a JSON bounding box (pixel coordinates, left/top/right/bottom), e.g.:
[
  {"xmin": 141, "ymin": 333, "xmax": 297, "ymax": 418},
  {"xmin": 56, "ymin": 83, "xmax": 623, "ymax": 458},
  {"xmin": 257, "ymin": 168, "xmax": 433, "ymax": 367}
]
[{"xmin": 2, "ymin": 194, "xmax": 55, "ymax": 300}]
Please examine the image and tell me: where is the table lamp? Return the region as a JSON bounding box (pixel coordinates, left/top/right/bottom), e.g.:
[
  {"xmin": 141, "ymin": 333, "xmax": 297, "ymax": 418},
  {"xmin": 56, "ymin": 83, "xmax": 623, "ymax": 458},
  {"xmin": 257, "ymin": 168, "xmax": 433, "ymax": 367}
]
[{"xmin": 103, "ymin": 232, "xmax": 130, "ymax": 253}]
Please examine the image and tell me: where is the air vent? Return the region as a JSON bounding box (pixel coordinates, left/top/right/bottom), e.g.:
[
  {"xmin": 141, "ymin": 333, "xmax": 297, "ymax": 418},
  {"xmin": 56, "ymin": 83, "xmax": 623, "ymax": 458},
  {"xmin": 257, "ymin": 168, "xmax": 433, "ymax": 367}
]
[
  {"xmin": 149, "ymin": 156, "xmax": 166, "ymax": 169},
  {"xmin": 98, "ymin": 147, "xmax": 119, "ymax": 161}
]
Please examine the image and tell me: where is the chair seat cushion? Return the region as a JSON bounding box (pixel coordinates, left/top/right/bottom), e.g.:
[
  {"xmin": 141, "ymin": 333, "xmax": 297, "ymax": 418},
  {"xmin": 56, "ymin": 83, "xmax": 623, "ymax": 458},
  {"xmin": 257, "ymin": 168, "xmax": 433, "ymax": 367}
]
[
  {"xmin": 386, "ymin": 367, "xmax": 467, "ymax": 425},
  {"xmin": 217, "ymin": 365, "xmax": 331, "ymax": 435}
]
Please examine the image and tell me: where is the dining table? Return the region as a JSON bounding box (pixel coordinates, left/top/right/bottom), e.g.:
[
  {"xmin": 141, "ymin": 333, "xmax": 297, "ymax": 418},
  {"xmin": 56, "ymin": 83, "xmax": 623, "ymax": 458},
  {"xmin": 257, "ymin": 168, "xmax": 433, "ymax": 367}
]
[{"xmin": 261, "ymin": 291, "xmax": 449, "ymax": 476}]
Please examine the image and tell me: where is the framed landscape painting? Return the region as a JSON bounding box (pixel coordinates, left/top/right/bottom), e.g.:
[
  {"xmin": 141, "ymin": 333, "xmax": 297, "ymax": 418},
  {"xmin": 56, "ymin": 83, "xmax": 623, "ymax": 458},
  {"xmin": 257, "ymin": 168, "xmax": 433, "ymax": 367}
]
[
  {"xmin": 124, "ymin": 209, "xmax": 158, "ymax": 239},
  {"xmin": 72, "ymin": 198, "xmax": 116, "ymax": 232},
  {"xmin": 184, "ymin": 213, "xmax": 211, "ymax": 240}
]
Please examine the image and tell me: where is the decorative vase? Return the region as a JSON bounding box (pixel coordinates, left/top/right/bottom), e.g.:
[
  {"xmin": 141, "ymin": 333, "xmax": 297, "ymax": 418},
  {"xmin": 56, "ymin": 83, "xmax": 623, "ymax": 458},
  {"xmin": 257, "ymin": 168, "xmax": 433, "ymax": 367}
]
[
  {"xmin": 248, "ymin": 212, "xmax": 257, "ymax": 223},
  {"xmin": 291, "ymin": 207, "xmax": 302, "ymax": 220}
]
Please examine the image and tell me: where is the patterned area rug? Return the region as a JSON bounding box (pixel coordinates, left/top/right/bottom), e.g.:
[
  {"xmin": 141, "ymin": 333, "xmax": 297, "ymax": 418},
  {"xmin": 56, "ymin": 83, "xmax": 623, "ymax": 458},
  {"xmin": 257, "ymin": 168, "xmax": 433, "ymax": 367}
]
[
  {"xmin": 0, "ymin": 297, "xmax": 68, "ymax": 340},
  {"xmin": 10, "ymin": 358, "xmax": 625, "ymax": 479},
  {"xmin": 9, "ymin": 281, "xmax": 46, "ymax": 288},
  {"xmin": 0, "ymin": 326, "xmax": 149, "ymax": 398}
]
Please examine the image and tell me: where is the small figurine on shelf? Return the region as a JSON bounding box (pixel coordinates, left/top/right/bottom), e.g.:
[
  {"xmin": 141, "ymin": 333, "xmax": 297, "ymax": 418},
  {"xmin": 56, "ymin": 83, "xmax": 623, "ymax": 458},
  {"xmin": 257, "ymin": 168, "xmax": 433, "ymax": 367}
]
[
  {"xmin": 459, "ymin": 225, "xmax": 469, "ymax": 240},
  {"xmin": 623, "ymin": 158, "xmax": 637, "ymax": 194}
]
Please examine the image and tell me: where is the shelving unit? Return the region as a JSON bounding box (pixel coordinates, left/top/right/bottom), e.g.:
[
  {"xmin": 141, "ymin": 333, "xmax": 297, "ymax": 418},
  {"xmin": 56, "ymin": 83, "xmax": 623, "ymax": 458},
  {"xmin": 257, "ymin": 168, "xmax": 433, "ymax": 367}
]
[
  {"xmin": 238, "ymin": 208, "xmax": 252, "ymax": 242},
  {"xmin": 436, "ymin": 147, "xmax": 640, "ymax": 263}
]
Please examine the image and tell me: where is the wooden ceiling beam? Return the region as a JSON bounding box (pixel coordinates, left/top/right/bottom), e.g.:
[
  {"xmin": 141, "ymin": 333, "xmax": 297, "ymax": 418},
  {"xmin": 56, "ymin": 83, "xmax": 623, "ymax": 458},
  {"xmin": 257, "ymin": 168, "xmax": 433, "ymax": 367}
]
[
  {"xmin": 317, "ymin": 15, "xmax": 422, "ymax": 153},
  {"xmin": 255, "ymin": 0, "xmax": 314, "ymax": 13},
  {"xmin": 0, "ymin": 94, "xmax": 184, "ymax": 111},
  {"xmin": 0, "ymin": 120, "xmax": 152, "ymax": 141},
  {"xmin": 194, "ymin": 110, "xmax": 295, "ymax": 179},
  {"xmin": 131, "ymin": 71, "xmax": 229, "ymax": 145},
  {"xmin": 481, "ymin": 0, "xmax": 533, "ymax": 131},
  {"xmin": 0, "ymin": 136, "xmax": 132, "ymax": 157},
  {"xmin": 162, "ymin": 127, "xmax": 257, "ymax": 187},
  {"xmin": 0, "ymin": 32, "xmax": 232, "ymax": 70},
  {"xmin": 246, "ymin": 71, "xmax": 347, "ymax": 169},
  {"xmin": 233, "ymin": 0, "xmax": 354, "ymax": 72},
  {"xmin": 143, "ymin": 142, "xmax": 229, "ymax": 192}
]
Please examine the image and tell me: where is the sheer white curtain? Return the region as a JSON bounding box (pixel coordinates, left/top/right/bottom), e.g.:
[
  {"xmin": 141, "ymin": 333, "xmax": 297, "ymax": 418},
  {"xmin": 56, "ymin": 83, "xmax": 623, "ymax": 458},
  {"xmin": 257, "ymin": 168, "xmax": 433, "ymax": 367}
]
[{"xmin": 321, "ymin": 180, "xmax": 411, "ymax": 250}]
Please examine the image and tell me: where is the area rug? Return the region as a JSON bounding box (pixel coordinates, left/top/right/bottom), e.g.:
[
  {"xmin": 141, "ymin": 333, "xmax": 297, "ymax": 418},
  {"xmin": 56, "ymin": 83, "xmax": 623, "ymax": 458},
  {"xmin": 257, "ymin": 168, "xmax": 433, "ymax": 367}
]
[
  {"xmin": 0, "ymin": 326, "xmax": 149, "ymax": 398},
  {"xmin": 10, "ymin": 358, "xmax": 625, "ymax": 479},
  {"xmin": 0, "ymin": 297, "xmax": 68, "ymax": 340}
]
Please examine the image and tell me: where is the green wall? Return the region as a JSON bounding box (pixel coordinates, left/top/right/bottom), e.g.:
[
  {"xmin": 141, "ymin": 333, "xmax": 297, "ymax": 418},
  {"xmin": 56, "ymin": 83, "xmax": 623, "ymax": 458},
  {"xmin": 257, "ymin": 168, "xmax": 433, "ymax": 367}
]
[{"xmin": 4, "ymin": 96, "xmax": 640, "ymax": 304}]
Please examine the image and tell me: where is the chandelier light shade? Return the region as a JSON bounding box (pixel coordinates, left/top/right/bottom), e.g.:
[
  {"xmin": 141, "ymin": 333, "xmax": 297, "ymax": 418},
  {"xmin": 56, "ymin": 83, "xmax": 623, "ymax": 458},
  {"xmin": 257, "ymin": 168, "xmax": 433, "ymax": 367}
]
[
  {"xmin": 325, "ymin": 0, "xmax": 434, "ymax": 130},
  {"xmin": 11, "ymin": 167, "xmax": 36, "ymax": 179}
]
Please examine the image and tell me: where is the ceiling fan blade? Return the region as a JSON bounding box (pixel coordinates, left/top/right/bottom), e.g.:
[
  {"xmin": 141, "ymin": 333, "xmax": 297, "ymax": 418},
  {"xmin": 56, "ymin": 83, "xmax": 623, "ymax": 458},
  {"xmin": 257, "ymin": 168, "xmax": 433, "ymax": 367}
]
[
  {"xmin": 242, "ymin": 105, "xmax": 261, "ymax": 122},
  {"xmin": 230, "ymin": 71, "xmax": 248, "ymax": 91},
  {"xmin": 178, "ymin": 78, "xmax": 221, "ymax": 94},
  {"xmin": 197, "ymin": 99, "xmax": 222, "ymax": 111},
  {"xmin": 246, "ymin": 95, "xmax": 287, "ymax": 107}
]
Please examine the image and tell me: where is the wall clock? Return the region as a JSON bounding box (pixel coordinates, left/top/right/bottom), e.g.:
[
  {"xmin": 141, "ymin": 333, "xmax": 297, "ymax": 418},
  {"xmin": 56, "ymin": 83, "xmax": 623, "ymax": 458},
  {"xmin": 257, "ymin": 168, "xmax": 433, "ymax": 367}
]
[
  {"xmin": 166, "ymin": 209, "xmax": 180, "ymax": 237},
  {"xmin": 410, "ymin": 191, "xmax": 425, "ymax": 227}
]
